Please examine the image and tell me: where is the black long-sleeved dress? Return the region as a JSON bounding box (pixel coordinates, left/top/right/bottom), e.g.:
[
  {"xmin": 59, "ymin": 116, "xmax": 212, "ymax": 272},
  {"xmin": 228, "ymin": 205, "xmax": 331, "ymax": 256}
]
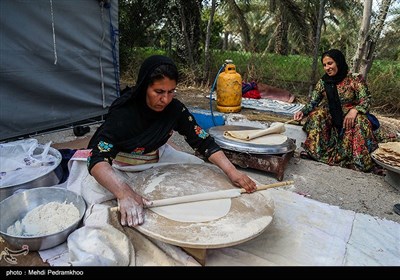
[{"xmin": 87, "ymin": 97, "xmax": 220, "ymax": 173}]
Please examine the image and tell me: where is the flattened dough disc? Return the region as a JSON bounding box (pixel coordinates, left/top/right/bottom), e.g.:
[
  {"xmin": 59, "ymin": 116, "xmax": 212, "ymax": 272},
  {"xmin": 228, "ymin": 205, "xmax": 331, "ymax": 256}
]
[
  {"xmin": 124, "ymin": 163, "xmax": 275, "ymax": 249},
  {"xmin": 151, "ymin": 198, "xmax": 232, "ymax": 223},
  {"xmin": 224, "ymin": 133, "xmax": 288, "ymax": 145}
]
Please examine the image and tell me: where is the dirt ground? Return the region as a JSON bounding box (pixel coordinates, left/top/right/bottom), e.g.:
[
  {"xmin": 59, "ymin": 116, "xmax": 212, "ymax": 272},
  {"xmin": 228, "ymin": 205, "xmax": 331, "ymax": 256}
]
[
  {"xmin": 174, "ymin": 88, "xmax": 400, "ymax": 220},
  {"xmin": 1, "ymin": 88, "xmax": 399, "ymax": 267}
]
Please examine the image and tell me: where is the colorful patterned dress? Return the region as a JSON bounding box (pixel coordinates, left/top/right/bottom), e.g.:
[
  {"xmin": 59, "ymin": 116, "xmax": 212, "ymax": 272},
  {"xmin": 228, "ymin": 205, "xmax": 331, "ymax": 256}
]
[{"xmin": 301, "ymin": 72, "xmax": 378, "ymax": 172}]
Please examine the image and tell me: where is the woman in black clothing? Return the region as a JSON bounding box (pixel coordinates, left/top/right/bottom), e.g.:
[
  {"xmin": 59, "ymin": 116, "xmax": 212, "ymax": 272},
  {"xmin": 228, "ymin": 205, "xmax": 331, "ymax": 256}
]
[{"xmin": 87, "ymin": 55, "xmax": 257, "ymax": 227}]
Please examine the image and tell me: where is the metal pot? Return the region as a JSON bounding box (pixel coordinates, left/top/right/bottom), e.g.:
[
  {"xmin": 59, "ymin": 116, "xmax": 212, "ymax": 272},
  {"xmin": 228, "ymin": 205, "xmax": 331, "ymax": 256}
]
[
  {"xmin": 0, "ymin": 187, "xmax": 86, "ymax": 251},
  {"xmin": 0, "ymin": 145, "xmax": 63, "ymax": 201}
]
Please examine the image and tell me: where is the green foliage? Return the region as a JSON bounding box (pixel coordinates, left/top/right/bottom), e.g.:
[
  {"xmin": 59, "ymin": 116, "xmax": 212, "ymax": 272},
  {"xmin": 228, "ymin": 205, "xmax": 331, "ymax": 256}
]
[
  {"xmin": 367, "ymin": 60, "xmax": 400, "ymax": 115},
  {"xmin": 200, "ymin": 6, "xmax": 225, "ymax": 50},
  {"xmin": 121, "ymin": 48, "xmax": 400, "ymax": 115},
  {"xmin": 206, "ymin": 50, "xmax": 317, "ymax": 95},
  {"xmin": 120, "ymin": 48, "xmax": 167, "ymax": 84}
]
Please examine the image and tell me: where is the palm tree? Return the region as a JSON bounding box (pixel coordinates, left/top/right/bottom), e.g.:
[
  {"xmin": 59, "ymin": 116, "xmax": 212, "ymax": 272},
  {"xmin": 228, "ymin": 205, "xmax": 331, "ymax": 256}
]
[
  {"xmin": 269, "ymin": 0, "xmax": 308, "ymax": 55},
  {"xmin": 223, "ymin": 0, "xmax": 253, "ymax": 51}
]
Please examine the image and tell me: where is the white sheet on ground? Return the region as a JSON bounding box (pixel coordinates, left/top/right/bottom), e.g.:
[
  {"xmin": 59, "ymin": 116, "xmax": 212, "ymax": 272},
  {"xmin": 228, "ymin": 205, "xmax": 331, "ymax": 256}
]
[
  {"xmin": 39, "ymin": 144, "xmax": 400, "ymax": 266},
  {"xmin": 206, "ymin": 189, "xmax": 399, "ymax": 266},
  {"xmin": 41, "ymin": 143, "xmax": 203, "ymax": 266}
]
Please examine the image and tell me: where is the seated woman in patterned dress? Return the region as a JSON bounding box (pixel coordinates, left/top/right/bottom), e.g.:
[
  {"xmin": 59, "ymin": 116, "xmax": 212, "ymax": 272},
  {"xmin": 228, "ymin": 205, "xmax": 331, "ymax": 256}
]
[{"xmin": 293, "ymin": 49, "xmax": 380, "ymax": 173}]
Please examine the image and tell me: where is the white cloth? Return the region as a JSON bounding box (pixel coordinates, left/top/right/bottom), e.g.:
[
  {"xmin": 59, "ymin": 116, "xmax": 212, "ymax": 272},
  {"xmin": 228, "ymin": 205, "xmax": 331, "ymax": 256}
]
[
  {"xmin": 64, "ymin": 143, "xmax": 203, "ymax": 266},
  {"xmin": 39, "ymin": 144, "xmax": 400, "ymax": 266},
  {"xmin": 68, "ymin": 204, "xmax": 135, "ymax": 266},
  {"xmin": 205, "ymin": 189, "xmax": 400, "ymax": 266}
]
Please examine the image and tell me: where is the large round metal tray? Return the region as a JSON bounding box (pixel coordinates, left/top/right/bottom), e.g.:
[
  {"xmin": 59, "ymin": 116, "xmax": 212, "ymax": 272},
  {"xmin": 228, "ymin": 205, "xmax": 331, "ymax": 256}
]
[
  {"xmin": 127, "ymin": 164, "xmax": 275, "ymax": 249},
  {"xmin": 209, "ymin": 125, "xmax": 296, "ymax": 154},
  {"xmin": 371, "ymin": 152, "xmax": 400, "ymax": 174}
]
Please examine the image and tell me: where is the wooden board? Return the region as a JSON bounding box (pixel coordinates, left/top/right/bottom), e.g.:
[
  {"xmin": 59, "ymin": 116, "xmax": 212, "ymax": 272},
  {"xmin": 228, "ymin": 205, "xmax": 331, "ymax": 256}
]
[{"xmin": 123, "ymin": 163, "xmax": 275, "ymax": 249}]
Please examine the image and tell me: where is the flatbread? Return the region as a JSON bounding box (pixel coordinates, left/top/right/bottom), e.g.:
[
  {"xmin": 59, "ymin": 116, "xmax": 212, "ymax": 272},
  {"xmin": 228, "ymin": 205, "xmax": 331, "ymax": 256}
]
[
  {"xmin": 149, "ymin": 189, "xmax": 240, "ymax": 222},
  {"xmin": 224, "ymin": 122, "xmax": 285, "ymax": 140},
  {"xmin": 378, "ymin": 142, "xmax": 400, "ymax": 155},
  {"xmin": 150, "ymin": 198, "xmax": 232, "ymax": 223},
  {"xmin": 372, "ymin": 142, "xmax": 400, "ymax": 168},
  {"xmin": 224, "ymin": 133, "xmax": 288, "ymax": 145}
]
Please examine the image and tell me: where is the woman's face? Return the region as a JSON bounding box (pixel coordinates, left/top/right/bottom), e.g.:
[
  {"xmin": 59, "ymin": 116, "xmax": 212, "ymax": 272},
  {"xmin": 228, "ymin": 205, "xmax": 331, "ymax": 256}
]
[
  {"xmin": 322, "ymin": 56, "xmax": 338, "ymax": 76},
  {"xmin": 146, "ymin": 77, "xmax": 177, "ymax": 112}
]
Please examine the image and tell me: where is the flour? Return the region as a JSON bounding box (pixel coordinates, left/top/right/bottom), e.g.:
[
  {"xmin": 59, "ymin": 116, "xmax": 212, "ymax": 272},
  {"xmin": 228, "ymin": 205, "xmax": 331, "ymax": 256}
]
[
  {"xmin": 7, "ymin": 201, "xmax": 80, "ymax": 236},
  {"xmin": 129, "ymin": 164, "xmax": 275, "ymax": 248}
]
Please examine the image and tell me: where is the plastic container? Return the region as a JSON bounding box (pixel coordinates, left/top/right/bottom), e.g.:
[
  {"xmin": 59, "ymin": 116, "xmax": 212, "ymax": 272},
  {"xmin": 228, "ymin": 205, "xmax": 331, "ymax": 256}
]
[
  {"xmin": 189, "ymin": 108, "xmax": 225, "ymax": 131},
  {"xmin": 216, "ymin": 63, "xmax": 242, "ymax": 113}
]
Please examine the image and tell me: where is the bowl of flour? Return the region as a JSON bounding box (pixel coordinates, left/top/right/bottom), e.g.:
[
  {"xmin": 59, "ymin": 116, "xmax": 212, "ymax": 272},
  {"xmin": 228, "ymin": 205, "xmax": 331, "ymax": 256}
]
[{"xmin": 0, "ymin": 187, "xmax": 86, "ymax": 251}]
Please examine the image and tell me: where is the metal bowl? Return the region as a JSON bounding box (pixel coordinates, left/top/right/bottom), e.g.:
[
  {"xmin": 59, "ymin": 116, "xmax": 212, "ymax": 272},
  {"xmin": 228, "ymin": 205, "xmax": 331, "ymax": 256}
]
[
  {"xmin": 0, "ymin": 187, "xmax": 86, "ymax": 251},
  {"xmin": 0, "ymin": 144, "xmax": 63, "ymax": 202}
]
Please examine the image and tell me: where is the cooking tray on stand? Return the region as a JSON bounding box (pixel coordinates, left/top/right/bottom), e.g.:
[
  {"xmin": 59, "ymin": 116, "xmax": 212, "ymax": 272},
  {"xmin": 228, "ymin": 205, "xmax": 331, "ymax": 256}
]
[{"xmin": 208, "ymin": 125, "xmax": 296, "ymax": 181}]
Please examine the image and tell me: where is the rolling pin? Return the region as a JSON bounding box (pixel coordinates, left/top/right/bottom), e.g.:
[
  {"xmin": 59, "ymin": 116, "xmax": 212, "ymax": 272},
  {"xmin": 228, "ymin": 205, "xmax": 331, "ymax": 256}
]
[{"xmin": 110, "ymin": 180, "xmax": 294, "ymax": 211}]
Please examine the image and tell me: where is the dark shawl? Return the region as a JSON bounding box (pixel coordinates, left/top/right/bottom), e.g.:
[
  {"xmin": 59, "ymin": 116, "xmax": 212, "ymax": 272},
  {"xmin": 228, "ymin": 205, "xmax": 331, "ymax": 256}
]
[
  {"xmin": 321, "ymin": 49, "xmax": 349, "ymax": 131},
  {"xmin": 109, "ymin": 55, "xmax": 177, "ymax": 112},
  {"xmin": 89, "ymin": 55, "xmax": 181, "ymax": 152},
  {"xmin": 88, "ymin": 54, "xmax": 221, "ymax": 173}
]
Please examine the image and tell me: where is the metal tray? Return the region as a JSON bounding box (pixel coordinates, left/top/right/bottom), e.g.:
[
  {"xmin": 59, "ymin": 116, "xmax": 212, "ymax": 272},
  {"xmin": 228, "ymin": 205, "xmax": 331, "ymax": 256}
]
[
  {"xmin": 0, "ymin": 145, "xmax": 63, "ymax": 201},
  {"xmin": 371, "ymin": 152, "xmax": 400, "ymax": 174},
  {"xmin": 209, "ymin": 125, "xmax": 296, "ymax": 154}
]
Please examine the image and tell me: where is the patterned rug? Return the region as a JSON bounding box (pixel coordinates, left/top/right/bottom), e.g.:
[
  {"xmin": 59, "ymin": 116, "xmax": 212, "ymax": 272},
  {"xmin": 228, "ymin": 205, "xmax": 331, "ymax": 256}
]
[{"xmin": 241, "ymin": 98, "xmax": 304, "ymax": 116}]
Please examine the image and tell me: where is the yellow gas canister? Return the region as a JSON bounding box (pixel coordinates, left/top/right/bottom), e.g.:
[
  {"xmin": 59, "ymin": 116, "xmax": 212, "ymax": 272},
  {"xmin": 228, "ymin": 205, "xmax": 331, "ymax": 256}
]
[{"xmin": 216, "ymin": 62, "xmax": 242, "ymax": 113}]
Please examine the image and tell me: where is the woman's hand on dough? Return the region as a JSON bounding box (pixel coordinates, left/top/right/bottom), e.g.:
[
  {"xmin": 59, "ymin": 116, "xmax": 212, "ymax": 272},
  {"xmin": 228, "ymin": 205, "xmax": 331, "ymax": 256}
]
[
  {"xmin": 118, "ymin": 194, "xmax": 151, "ymax": 227},
  {"xmin": 229, "ymin": 170, "xmax": 257, "ymax": 193}
]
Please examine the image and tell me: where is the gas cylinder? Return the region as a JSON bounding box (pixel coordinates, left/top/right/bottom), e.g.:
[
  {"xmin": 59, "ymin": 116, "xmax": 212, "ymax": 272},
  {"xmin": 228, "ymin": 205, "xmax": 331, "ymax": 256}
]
[{"xmin": 216, "ymin": 61, "xmax": 242, "ymax": 113}]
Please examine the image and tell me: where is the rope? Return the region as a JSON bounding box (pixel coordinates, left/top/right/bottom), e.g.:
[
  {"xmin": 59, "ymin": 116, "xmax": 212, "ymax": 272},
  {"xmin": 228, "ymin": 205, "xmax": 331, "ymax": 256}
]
[
  {"xmin": 99, "ymin": 2, "xmax": 106, "ymax": 108},
  {"xmin": 49, "ymin": 0, "xmax": 57, "ymax": 65},
  {"xmin": 108, "ymin": 7, "xmax": 120, "ymax": 97},
  {"xmin": 99, "ymin": 1, "xmax": 120, "ymax": 105}
]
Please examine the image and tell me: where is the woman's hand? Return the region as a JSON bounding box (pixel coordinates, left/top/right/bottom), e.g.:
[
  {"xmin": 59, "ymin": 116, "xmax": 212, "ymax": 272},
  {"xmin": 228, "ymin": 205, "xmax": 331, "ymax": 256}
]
[
  {"xmin": 118, "ymin": 193, "xmax": 152, "ymax": 227},
  {"xmin": 208, "ymin": 150, "xmax": 257, "ymax": 193},
  {"xmin": 90, "ymin": 162, "xmax": 152, "ymax": 227},
  {"xmin": 294, "ymin": 111, "xmax": 304, "ymax": 121},
  {"xmin": 344, "ymin": 108, "xmax": 358, "ymax": 130},
  {"xmin": 227, "ymin": 169, "xmax": 257, "ymax": 193}
]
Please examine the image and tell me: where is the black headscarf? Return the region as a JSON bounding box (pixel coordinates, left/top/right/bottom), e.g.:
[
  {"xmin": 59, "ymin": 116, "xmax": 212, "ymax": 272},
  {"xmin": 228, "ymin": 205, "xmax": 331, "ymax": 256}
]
[
  {"xmin": 321, "ymin": 49, "xmax": 349, "ymax": 131},
  {"xmin": 109, "ymin": 55, "xmax": 177, "ymax": 113},
  {"xmin": 89, "ymin": 55, "xmax": 181, "ymax": 151}
]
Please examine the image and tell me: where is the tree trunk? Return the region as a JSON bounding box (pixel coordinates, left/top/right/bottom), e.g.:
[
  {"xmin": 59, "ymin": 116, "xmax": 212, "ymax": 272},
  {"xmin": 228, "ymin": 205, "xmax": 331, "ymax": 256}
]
[
  {"xmin": 309, "ymin": 0, "xmax": 326, "ymax": 96},
  {"xmin": 274, "ymin": 12, "xmax": 288, "ymax": 55},
  {"xmin": 262, "ymin": 23, "xmax": 278, "ymax": 57},
  {"xmin": 351, "ymin": 0, "xmax": 372, "ymax": 74},
  {"xmin": 225, "ymin": 0, "xmax": 252, "ymax": 51},
  {"xmin": 178, "ymin": 2, "xmax": 195, "ymax": 65},
  {"xmin": 203, "ymin": 0, "xmax": 217, "ymax": 83},
  {"xmin": 223, "ymin": 31, "xmax": 229, "ymax": 50},
  {"xmin": 359, "ymin": 0, "xmax": 392, "ymax": 79}
]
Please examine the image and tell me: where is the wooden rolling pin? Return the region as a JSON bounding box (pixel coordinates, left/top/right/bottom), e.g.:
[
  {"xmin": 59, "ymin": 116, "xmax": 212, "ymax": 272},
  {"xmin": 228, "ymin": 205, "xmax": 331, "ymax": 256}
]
[
  {"xmin": 284, "ymin": 119, "xmax": 296, "ymax": 124},
  {"xmin": 110, "ymin": 180, "xmax": 294, "ymax": 211}
]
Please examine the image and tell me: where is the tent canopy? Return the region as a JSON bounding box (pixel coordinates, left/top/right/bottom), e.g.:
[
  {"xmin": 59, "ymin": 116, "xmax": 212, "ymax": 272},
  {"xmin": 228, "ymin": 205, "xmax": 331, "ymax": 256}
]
[{"xmin": 0, "ymin": 0, "xmax": 119, "ymax": 141}]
